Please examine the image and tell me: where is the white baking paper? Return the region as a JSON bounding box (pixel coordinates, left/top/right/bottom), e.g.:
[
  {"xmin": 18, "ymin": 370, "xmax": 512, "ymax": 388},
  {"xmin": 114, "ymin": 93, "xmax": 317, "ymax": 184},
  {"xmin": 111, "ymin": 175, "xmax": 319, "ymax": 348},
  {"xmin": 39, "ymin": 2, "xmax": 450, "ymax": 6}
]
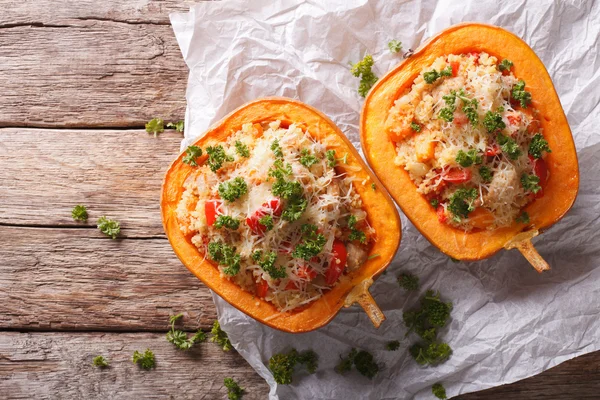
[{"xmin": 170, "ymin": 1, "xmax": 600, "ymax": 398}]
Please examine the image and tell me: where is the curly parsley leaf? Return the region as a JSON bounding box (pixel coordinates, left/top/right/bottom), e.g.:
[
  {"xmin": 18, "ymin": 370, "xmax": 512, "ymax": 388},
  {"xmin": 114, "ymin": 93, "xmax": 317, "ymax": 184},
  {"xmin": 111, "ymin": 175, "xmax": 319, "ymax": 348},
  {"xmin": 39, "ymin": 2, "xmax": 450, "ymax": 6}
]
[
  {"xmin": 432, "ymin": 383, "xmax": 448, "ymax": 399},
  {"xmin": 497, "ymin": 133, "xmax": 522, "ymax": 160},
  {"xmin": 268, "ymin": 349, "xmax": 318, "ymax": 384},
  {"xmin": 299, "ymin": 148, "xmax": 319, "ymax": 168},
  {"xmin": 430, "ymin": 198, "xmax": 439, "ymax": 209},
  {"xmin": 353, "ymin": 350, "xmax": 379, "ymax": 379},
  {"xmin": 206, "ymin": 145, "xmax": 234, "ymax": 172},
  {"xmin": 224, "ymin": 377, "xmax": 244, "ymax": 400},
  {"xmin": 448, "ymin": 188, "xmax": 477, "ymax": 222},
  {"xmin": 208, "ymin": 241, "xmax": 241, "ymax": 275},
  {"xmin": 347, "ymin": 215, "xmax": 367, "ymax": 244},
  {"xmin": 512, "ymin": 80, "xmax": 532, "ymax": 108},
  {"xmin": 410, "ymin": 342, "xmax": 452, "ymax": 366},
  {"xmin": 386, "ymin": 340, "xmax": 400, "ymax": 351},
  {"xmin": 388, "ymin": 40, "xmax": 402, "ymax": 53},
  {"xmin": 498, "ymin": 59, "xmax": 513, "ymax": 72},
  {"xmin": 218, "ymin": 177, "xmax": 248, "ymax": 202},
  {"xmin": 92, "ymin": 355, "xmax": 109, "ymax": 368},
  {"xmin": 257, "ymin": 251, "xmax": 286, "ymax": 279},
  {"xmin": 166, "ymin": 120, "xmax": 184, "ymax": 133},
  {"xmin": 292, "ymin": 224, "xmax": 326, "ymax": 260},
  {"xmin": 529, "ymin": 133, "xmax": 551, "ymax": 159},
  {"xmin": 438, "ymin": 90, "xmax": 457, "ymax": 122},
  {"xmin": 183, "ymin": 145, "xmax": 203, "ymax": 166},
  {"xmin": 424, "ymin": 69, "xmax": 441, "ymax": 84},
  {"xmin": 521, "ymin": 173, "xmax": 541, "ymax": 193},
  {"xmin": 145, "ymin": 118, "xmax": 164, "ymax": 137},
  {"xmin": 455, "ymin": 149, "xmax": 482, "ymax": 168},
  {"xmin": 132, "ymin": 349, "xmax": 155, "ymax": 370},
  {"xmin": 351, "ymin": 54, "xmax": 378, "ymax": 97},
  {"xmin": 479, "ymin": 165, "xmax": 493, "ymax": 183},
  {"xmin": 97, "ymin": 216, "xmax": 120, "ymax": 239},
  {"xmin": 456, "ymin": 90, "xmax": 479, "ymax": 125},
  {"xmin": 235, "ymin": 140, "xmax": 250, "ymax": 158},
  {"xmin": 516, "ymin": 211, "xmax": 530, "ymax": 224},
  {"xmin": 271, "ymin": 140, "xmax": 284, "ymax": 158},
  {"xmin": 71, "ymin": 204, "xmax": 88, "ymax": 222},
  {"xmin": 214, "ymin": 215, "xmax": 240, "ymax": 230},
  {"xmin": 258, "ymin": 214, "xmax": 274, "ymax": 231},
  {"xmin": 335, "ymin": 348, "xmax": 357, "ymax": 374},
  {"xmin": 210, "ymin": 320, "xmax": 233, "ymax": 351},
  {"xmin": 397, "ymin": 273, "xmax": 419, "ymax": 291},
  {"xmin": 326, "ymin": 150, "xmax": 337, "ymax": 167},
  {"xmin": 483, "ymin": 109, "xmax": 506, "ymax": 133},
  {"xmin": 410, "ymin": 122, "xmax": 422, "ymax": 132},
  {"xmin": 166, "ymin": 313, "xmax": 206, "ymax": 351}
]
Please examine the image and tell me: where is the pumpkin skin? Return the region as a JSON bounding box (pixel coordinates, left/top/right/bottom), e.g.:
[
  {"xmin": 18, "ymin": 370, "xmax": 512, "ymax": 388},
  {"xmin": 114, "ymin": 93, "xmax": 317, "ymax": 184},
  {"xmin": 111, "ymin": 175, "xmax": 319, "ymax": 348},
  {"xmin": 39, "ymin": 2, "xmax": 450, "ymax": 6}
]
[
  {"xmin": 360, "ymin": 23, "xmax": 579, "ymax": 263},
  {"xmin": 161, "ymin": 97, "xmax": 401, "ymax": 333}
]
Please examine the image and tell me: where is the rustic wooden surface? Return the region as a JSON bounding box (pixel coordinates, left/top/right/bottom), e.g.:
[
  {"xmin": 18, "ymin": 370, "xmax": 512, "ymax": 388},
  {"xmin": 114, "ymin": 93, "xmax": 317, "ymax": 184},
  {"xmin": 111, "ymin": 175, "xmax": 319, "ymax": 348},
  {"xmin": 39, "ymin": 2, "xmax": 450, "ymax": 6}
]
[{"xmin": 0, "ymin": 1, "xmax": 598, "ymax": 399}]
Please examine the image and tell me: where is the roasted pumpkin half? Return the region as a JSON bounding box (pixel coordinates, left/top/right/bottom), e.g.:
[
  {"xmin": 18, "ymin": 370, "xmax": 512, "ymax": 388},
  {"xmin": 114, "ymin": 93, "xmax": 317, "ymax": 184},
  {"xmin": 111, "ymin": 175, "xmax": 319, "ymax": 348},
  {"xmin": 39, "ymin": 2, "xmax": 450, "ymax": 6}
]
[
  {"xmin": 361, "ymin": 23, "xmax": 578, "ymax": 271},
  {"xmin": 162, "ymin": 98, "xmax": 401, "ymax": 333}
]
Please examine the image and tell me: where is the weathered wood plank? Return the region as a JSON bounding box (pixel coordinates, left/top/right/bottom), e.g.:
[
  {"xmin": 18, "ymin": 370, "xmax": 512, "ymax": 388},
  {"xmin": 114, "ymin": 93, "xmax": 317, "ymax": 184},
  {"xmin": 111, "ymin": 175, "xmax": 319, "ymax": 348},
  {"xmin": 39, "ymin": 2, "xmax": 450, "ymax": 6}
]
[
  {"xmin": 0, "ymin": 226, "xmax": 218, "ymax": 331},
  {"xmin": 0, "ymin": 331, "xmax": 598, "ymax": 400},
  {"xmin": 0, "ymin": 128, "xmax": 180, "ymax": 236},
  {"xmin": 0, "ymin": 17, "xmax": 187, "ymax": 127},
  {"xmin": 0, "ymin": 331, "xmax": 269, "ymax": 399}
]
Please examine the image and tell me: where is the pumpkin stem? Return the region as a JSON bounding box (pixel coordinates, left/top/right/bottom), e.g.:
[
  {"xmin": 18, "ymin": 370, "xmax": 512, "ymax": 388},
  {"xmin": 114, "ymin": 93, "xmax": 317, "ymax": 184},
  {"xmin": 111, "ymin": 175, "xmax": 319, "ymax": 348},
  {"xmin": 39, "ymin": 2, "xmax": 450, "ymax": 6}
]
[
  {"xmin": 504, "ymin": 230, "xmax": 550, "ymax": 273},
  {"xmin": 344, "ymin": 279, "xmax": 386, "ymax": 328}
]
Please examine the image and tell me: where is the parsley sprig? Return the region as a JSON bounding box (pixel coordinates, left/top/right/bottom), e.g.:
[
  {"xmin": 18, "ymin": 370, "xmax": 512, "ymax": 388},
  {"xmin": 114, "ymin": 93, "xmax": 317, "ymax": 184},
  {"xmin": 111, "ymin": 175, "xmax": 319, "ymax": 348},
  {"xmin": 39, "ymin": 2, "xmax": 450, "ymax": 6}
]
[
  {"xmin": 235, "ymin": 140, "xmax": 250, "ymax": 158},
  {"xmin": 497, "ymin": 133, "xmax": 522, "ymax": 160},
  {"xmin": 351, "ymin": 55, "xmax": 379, "ymax": 97},
  {"xmin": 347, "ymin": 215, "xmax": 367, "ymax": 244},
  {"xmin": 529, "ymin": 133, "xmax": 551, "ymax": 159},
  {"xmin": 455, "ymin": 149, "xmax": 482, "ymax": 168},
  {"xmin": 97, "ymin": 216, "xmax": 120, "ymax": 239},
  {"xmin": 512, "ymin": 80, "xmax": 532, "ymax": 108},
  {"xmin": 214, "ymin": 215, "xmax": 240, "ymax": 230},
  {"xmin": 424, "ymin": 66, "xmax": 452, "ymax": 84},
  {"xmin": 448, "ymin": 188, "xmax": 477, "ymax": 222},
  {"xmin": 206, "ymin": 145, "xmax": 234, "ymax": 172},
  {"xmin": 208, "ymin": 241, "xmax": 241, "ymax": 275},
  {"xmin": 218, "ymin": 177, "xmax": 248, "ymax": 202},
  {"xmin": 224, "ymin": 377, "xmax": 244, "ymax": 400},
  {"xmin": 145, "ymin": 118, "xmax": 164, "ymax": 137},
  {"xmin": 388, "ymin": 40, "xmax": 402, "ymax": 53},
  {"xmin": 292, "ymin": 224, "xmax": 326, "ymax": 260},
  {"xmin": 483, "ymin": 107, "xmax": 506, "ymax": 133},
  {"xmin": 498, "ymin": 59, "xmax": 513, "ymax": 72},
  {"xmin": 269, "ymin": 349, "xmax": 319, "ymax": 384},
  {"xmin": 210, "ymin": 321, "xmax": 233, "ymax": 351},
  {"xmin": 72, "ymin": 205, "xmax": 88, "ymax": 222},
  {"xmin": 335, "ymin": 348, "xmax": 379, "ymax": 379},
  {"xmin": 521, "ymin": 173, "xmax": 541, "ymax": 193},
  {"xmin": 183, "ymin": 145, "xmax": 203, "ymax": 166},
  {"xmin": 166, "ymin": 313, "xmax": 206, "ymax": 351},
  {"xmin": 299, "ymin": 148, "xmax": 319, "ymax": 168},
  {"xmin": 397, "ymin": 273, "xmax": 419, "ymax": 291},
  {"xmin": 132, "ymin": 349, "xmax": 156, "ymax": 370},
  {"xmin": 253, "ymin": 250, "xmax": 286, "ymax": 279},
  {"xmin": 92, "ymin": 355, "xmax": 109, "ymax": 368}
]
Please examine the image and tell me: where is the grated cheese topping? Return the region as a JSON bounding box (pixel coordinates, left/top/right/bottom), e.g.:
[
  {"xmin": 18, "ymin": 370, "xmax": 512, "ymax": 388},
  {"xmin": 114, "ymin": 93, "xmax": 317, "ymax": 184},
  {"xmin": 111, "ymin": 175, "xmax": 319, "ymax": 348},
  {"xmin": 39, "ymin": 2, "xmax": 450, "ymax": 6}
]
[
  {"xmin": 176, "ymin": 121, "xmax": 373, "ymax": 312},
  {"xmin": 387, "ymin": 52, "xmax": 551, "ymax": 230}
]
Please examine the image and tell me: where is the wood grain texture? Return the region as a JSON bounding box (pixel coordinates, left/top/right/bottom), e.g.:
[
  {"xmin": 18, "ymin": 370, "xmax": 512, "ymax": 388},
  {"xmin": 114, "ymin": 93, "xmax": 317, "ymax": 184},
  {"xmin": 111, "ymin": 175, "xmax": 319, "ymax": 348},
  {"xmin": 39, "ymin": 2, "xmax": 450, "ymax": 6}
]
[
  {"xmin": 0, "ymin": 225, "xmax": 218, "ymax": 331},
  {"xmin": 0, "ymin": 128, "xmax": 180, "ymax": 236},
  {"xmin": 0, "ymin": 1, "xmax": 189, "ymax": 128},
  {"xmin": 0, "ymin": 331, "xmax": 269, "ymax": 400}
]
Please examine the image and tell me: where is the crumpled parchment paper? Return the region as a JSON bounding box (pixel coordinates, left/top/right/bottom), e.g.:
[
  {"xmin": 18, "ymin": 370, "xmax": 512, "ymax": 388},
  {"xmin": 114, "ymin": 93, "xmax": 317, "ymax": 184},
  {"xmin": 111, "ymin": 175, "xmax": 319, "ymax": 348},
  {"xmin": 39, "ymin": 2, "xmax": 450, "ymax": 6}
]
[{"xmin": 170, "ymin": 1, "xmax": 600, "ymax": 398}]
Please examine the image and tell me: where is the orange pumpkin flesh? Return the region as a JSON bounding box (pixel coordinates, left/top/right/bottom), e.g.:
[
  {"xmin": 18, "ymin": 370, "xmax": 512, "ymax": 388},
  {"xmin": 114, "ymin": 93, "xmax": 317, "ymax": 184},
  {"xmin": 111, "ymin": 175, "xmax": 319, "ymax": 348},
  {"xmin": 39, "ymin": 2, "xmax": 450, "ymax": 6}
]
[
  {"xmin": 361, "ymin": 23, "xmax": 579, "ymax": 269},
  {"xmin": 162, "ymin": 97, "xmax": 401, "ymax": 333}
]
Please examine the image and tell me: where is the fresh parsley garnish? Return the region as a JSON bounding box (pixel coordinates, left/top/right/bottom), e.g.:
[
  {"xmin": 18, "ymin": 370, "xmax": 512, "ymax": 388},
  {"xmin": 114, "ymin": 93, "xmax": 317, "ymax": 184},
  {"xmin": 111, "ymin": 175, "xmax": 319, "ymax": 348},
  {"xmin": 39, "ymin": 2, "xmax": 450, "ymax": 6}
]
[
  {"xmin": 218, "ymin": 177, "xmax": 248, "ymax": 202},
  {"xmin": 456, "ymin": 90, "xmax": 479, "ymax": 125},
  {"xmin": 439, "ymin": 90, "xmax": 457, "ymax": 122},
  {"xmin": 528, "ymin": 133, "xmax": 551, "ymax": 159},
  {"xmin": 269, "ymin": 349, "xmax": 319, "ymax": 384},
  {"xmin": 455, "ymin": 149, "xmax": 482, "ymax": 167},
  {"xmin": 347, "ymin": 215, "xmax": 367, "ymax": 244},
  {"xmin": 235, "ymin": 140, "xmax": 250, "ymax": 158},
  {"xmin": 145, "ymin": 118, "xmax": 164, "ymax": 137},
  {"xmin": 516, "ymin": 211, "xmax": 530, "ymax": 224},
  {"xmin": 386, "ymin": 340, "xmax": 400, "ymax": 351},
  {"xmin": 214, "ymin": 215, "xmax": 240, "ymax": 230},
  {"xmin": 351, "ymin": 54, "xmax": 378, "ymax": 97},
  {"xmin": 397, "ymin": 273, "xmax": 419, "ymax": 291},
  {"xmin": 388, "ymin": 40, "xmax": 402, "ymax": 53},
  {"xmin": 498, "ymin": 59, "xmax": 513, "ymax": 72},
  {"xmin": 132, "ymin": 349, "xmax": 155, "ymax": 370},
  {"xmin": 483, "ymin": 108, "xmax": 506, "ymax": 133},
  {"xmin": 326, "ymin": 150, "xmax": 336, "ymax": 167},
  {"xmin": 224, "ymin": 377, "xmax": 244, "ymax": 400},
  {"xmin": 271, "ymin": 140, "xmax": 284, "ymax": 158},
  {"xmin": 270, "ymin": 161, "xmax": 307, "ymax": 222},
  {"xmin": 299, "ymin": 148, "xmax": 319, "ymax": 168},
  {"xmin": 210, "ymin": 320, "xmax": 233, "ymax": 351},
  {"xmin": 410, "ymin": 342, "xmax": 452, "ymax": 366},
  {"xmin": 183, "ymin": 145, "xmax": 203, "ymax": 166},
  {"xmin": 497, "ymin": 133, "xmax": 522, "ymax": 160},
  {"xmin": 166, "ymin": 120, "xmax": 184, "ymax": 133},
  {"xmin": 97, "ymin": 216, "xmax": 120, "ymax": 239},
  {"xmin": 92, "ymin": 355, "xmax": 109, "ymax": 368},
  {"xmin": 521, "ymin": 173, "xmax": 541, "ymax": 193},
  {"xmin": 335, "ymin": 348, "xmax": 378, "ymax": 379},
  {"xmin": 255, "ymin": 251, "xmax": 286, "ymax": 279},
  {"xmin": 292, "ymin": 224, "xmax": 326, "ymax": 260},
  {"xmin": 258, "ymin": 215, "xmax": 274, "ymax": 231},
  {"xmin": 512, "ymin": 80, "xmax": 532, "ymax": 108},
  {"xmin": 432, "ymin": 382, "xmax": 448, "ymax": 399},
  {"xmin": 424, "ymin": 66, "xmax": 452, "ymax": 84},
  {"xmin": 410, "ymin": 122, "xmax": 422, "ymax": 132},
  {"xmin": 448, "ymin": 188, "xmax": 477, "ymax": 222},
  {"xmin": 479, "ymin": 165, "xmax": 493, "ymax": 183},
  {"xmin": 166, "ymin": 313, "xmax": 206, "ymax": 350},
  {"xmin": 206, "ymin": 145, "xmax": 233, "ymax": 172},
  {"xmin": 208, "ymin": 241, "xmax": 241, "ymax": 275},
  {"xmin": 71, "ymin": 205, "xmax": 88, "ymax": 222},
  {"xmin": 430, "ymin": 198, "xmax": 439, "ymax": 208}
]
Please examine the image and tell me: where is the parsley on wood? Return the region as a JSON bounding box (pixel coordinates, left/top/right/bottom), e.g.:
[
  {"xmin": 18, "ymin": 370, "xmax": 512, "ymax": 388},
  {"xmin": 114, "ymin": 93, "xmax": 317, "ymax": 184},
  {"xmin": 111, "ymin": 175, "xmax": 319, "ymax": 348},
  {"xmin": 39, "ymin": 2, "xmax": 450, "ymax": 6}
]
[
  {"xmin": 92, "ymin": 355, "xmax": 108, "ymax": 368},
  {"xmin": 145, "ymin": 118, "xmax": 164, "ymax": 137},
  {"xmin": 71, "ymin": 205, "xmax": 88, "ymax": 222},
  {"xmin": 132, "ymin": 349, "xmax": 155, "ymax": 370},
  {"xmin": 97, "ymin": 216, "xmax": 120, "ymax": 239},
  {"xmin": 210, "ymin": 321, "xmax": 233, "ymax": 351},
  {"xmin": 224, "ymin": 377, "xmax": 244, "ymax": 400},
  {"xmin": 166, "ymin": 120, "xmax": 184, "ymax": 133},
  {"xmin": 166, "ymin": 313, "xmax": 206, "ymax": 351}
]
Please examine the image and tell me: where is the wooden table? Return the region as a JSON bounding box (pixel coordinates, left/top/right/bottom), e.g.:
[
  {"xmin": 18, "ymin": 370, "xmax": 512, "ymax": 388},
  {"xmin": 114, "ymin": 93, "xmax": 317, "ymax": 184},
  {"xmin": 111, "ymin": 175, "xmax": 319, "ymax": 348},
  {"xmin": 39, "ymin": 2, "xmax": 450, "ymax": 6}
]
[{"xmin": 0, "ymin": 1, "xmax": 598, "ymax": 398}]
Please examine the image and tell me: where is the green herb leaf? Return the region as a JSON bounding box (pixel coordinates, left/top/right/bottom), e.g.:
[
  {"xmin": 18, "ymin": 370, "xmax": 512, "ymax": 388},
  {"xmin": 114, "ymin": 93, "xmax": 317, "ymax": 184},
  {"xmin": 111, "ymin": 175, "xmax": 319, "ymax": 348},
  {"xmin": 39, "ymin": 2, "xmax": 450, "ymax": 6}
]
[
  {"xmin": 397, "ymin": 273, "xmax": 419, "ymax": 291},
  {"xmin": 497, "ymin": 133, "xmax": 522, "ymax": 160},
  {"xmin": 455, "ymin": 149, "xmax": 482, "ymax": 167},
  {"xmin": 299, "ymin": 148, "xmax": 319, "ymax": 168},
  {"xmin": 92, "ymin": 355, "xmax": 109, "ymax": 368},
  {"xmin": 326, "ymin": 150, "xmax": 337, "ymax": 167},
  {"xmin": 410, "ymin": 122, "xmax": 422, "ymax": 132},
  {"xmin": 271, "ymin": 140, "xmax": 284, "ymax": 158},
  {"xmin": 235, "ymin": 141, "xmax": 250, "ymax": 158},
  {"xmin": 388, "ymin": 40, "xmax": 402, "ymax": 53},
  {"xmin": 224, "ymin": 377, "xmax": 244, "ymax": 400},
  {"xmin": 516, "ymin": 211, "xmax": 530, "ymax": 224},
  {"xmin": 97, "ymin": 216, "xmax": 120, "ymax": 239},
  {"xmin": 528, "ymin": 133, "xmax": 551, "ymax": 159},
  {"xmin": 258, "ymin": 214, "xmax": 274, "ymax": 231},
  {"xmin": 132, "ymin": 349, "xmax": 155, "ymax": 370},
  {"xmin": 292, "ymin": 224, "xmax": 326, "ymax": 260},
  {"xmin": 206, "ymin": 145, "xmax": 234, "ymax": 172},
  {"xmin": 512, "ymin": 80, "xmax": 532, "ymax": 108},
  {"xmin": 432, "ymin": 383, "xmax": 448, "ymax": 399},
  {"xmin": 218, "ymin": 177, "xmax": 248, "ymax": 202},
  {"xmin": 166, "ymin": 120, "xmax": 184, "ymax": 133},
  {"xmin": 479, "ymin": 166, "xmax": 493, "ymax": 183},
  {"xmin": 268, "ymin": 349, "xmax": 319, "ymax": 384},
  {"xmin": 424, "ymin": 70, "xmax": 441, "ymax": 84},
  {"xmin": 208, "ymin": 241, "xmax": 241, "ymax": 275},
  {"xmin": 498, "ymin": 59, "xmax": 513, "ymax": 72},
  {"xmin": 72, "ymin": 204, "xmax": 88, "ymax": 222},
  {"xmin": 183, "ymin": 145, "xmax": 203, "ymax": 166},
  {"xmin": 483, "ymin": 109, "xmax": 506, "ymax": 133},
  {"xmin": 448, "ymin": 188, "xmax": 477, "ymax": 221},
  {"xmin": 214, "ymin": 215, "xmax": 241, "ymax": 230},
  {"xmin": 257, "ymin": 251, "xmax": 286, "ymax": 279},
  {"xmin": 521, "ymin": 173, "xmax": 541, "ymax": 193},
  {"xmin": 386, "ymin": 340, "xmax": 400, "ymax": 351},
  {"xmin": 409, "ymin": 342, "xmax": 452, "ymax": 366},
  {"xmin": 430, "ymin": 198, "xmax": 439, "ymax": 208},
  {"xmin": 210, "ymin": 320, "xmax": 233, "ymax": 351},
  {"xmin": 351, "ymin": 55, "xmax": 379, "ymax": 97},
  {"xmin": 145, "ymin": 118, "xmax": 164, "ymax": 137}
]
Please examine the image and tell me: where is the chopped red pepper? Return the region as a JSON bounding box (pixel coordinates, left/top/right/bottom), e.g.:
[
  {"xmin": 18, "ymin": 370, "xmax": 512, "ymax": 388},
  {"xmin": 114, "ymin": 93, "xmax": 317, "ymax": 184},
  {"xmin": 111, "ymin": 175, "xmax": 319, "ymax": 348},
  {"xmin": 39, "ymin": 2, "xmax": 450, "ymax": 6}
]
[
  {"xmin": 256, "ymin": 278, "xmax": 269, "ymax": 298},
  {"xmin": 485, "ymin": 145, "xmax": 501, "ymax": 157},
  {"xmin": 507, "ymin": 114, "xmax": 521, "ymax": 125},
  {"xmin": 529, "ymin": 155, "xmax": 548, "ymax": 198},
  {"xmin": 325, "ymin": 240, "xmax": 347, "ymax": 285},
  {"xmin": 296, "ymin": 265, "xmax": 317, "ymax": 281},
  {"xmin": 450, "ymin": 61, "xmax": 460, "ymax": 77},
  {"xmin": 246, "ymin": 198, "xmax": 283, "ymax": 235},
  {"xmin": 442, "ymin": 168, "xmax": 472, "ymax": 183},
  {"xmin": 205, "ymin": 199, "xmax": 222, "ymax": 226},
  {"xmin": 436, "ymin": 205, "xmax": 447, "ymax": 223}
]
